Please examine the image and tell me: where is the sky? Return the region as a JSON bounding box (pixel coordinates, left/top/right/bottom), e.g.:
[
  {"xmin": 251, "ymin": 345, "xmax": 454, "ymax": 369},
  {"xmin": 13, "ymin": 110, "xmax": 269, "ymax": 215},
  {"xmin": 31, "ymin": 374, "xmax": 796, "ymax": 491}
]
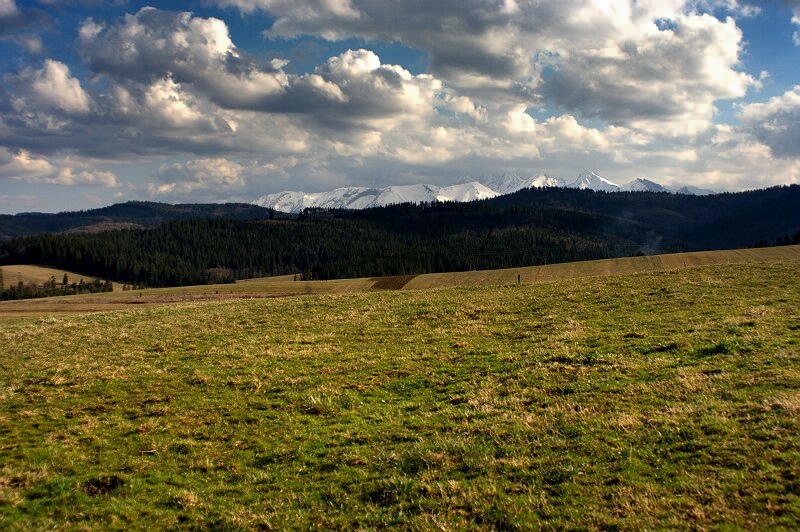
[{"xmin": 1, "ymin": 0, "xmax": 800, "ymax": 213}]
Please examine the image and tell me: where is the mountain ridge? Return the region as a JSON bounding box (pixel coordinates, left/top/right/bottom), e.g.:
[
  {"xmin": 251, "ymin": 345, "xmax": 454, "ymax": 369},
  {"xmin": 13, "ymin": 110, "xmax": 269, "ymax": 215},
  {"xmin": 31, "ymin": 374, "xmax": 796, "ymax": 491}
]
[{"xmin": 254, "ymin": 171, "xmax": 713, "ymax": 213}]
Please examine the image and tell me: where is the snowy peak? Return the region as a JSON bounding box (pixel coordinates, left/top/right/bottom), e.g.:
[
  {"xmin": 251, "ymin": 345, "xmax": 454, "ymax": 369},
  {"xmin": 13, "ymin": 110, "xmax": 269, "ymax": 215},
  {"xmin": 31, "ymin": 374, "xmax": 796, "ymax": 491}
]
[
  {"xmin": 671, "ymin": 185, "xmax": 715, "ymax": 196},
  {"xmin": 530, "ymin": 174, "xmax": 564, "ymax": 189},
  {"xmin": 253, "ymin": 181, "xmax": 499, "ymax": 213},
  {"xmin": 254, "ymin": 190, "xmax": 316, "ymax": 213},
  {"xmin": 479, "ymin": 174, "xmax": 563, "ymax": 195},
  {"xmin": 436, "ymin": 182, "xmax": 498, "ymax": 202},
  {"xmin": 567, "ymin": 171, "xmax": 620, "ymax": 192},
  {"xmin": 372, "ymin": 184, "xmax": 440, "ymax": 207},
  {"xmin": 253, "ymin": 172, "xmax": 717, "ymax": 212},
  {"xmin": 621, "ymin": 178, "xmax": 669, "ymax": 193}
]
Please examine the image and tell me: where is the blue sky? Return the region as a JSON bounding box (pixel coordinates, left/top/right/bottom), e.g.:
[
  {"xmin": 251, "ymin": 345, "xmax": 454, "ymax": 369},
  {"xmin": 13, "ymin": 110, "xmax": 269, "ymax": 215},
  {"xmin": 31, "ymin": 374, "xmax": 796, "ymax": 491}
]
[{"xmin": 1, "ymin": 0, "xmax": 799, "ymax": 213}]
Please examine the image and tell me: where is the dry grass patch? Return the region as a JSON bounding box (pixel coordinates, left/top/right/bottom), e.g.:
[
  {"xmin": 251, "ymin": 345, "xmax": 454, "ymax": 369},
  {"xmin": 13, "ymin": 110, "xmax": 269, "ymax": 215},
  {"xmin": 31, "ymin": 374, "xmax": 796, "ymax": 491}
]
[{"xmin": 1, "ymin": 261, "xmax": 799, "ymax": 529}]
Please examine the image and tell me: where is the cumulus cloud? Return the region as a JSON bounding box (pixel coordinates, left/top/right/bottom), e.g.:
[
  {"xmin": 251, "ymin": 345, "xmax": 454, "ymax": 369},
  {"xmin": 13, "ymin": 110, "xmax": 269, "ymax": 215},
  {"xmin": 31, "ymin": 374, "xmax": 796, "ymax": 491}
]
[
  {"xmin": 213, "ymin": 0, "xmax": 758, "ymax": 131},
  {"xmin": 79, "ymin": 9, "xmax": 240, "ymax": 85},
  {"xmin": 7, "ymin": 59, "xmax": 90, "ymax": 114},
  {"xmin": 0, "ymin": 147, "xmax": 119, "ymax": 186},
  {"xmin": 540, "ymin": 13, "xmax": 756, "ymax": 130},
  {"xmin": 150, "ymin": 158, "xmax": 246, "ymax": 197},
  {"xmin": 0, "ymin": 4, "xmax": 792, "ymax": 204},
  {"xmin": 738, "ymin": 86, "xmax": 800, "ymax": 158},
  {"xmin": 76, "ymin": 9, "xmax": 461, "ymax": 125},
  {"xmin": 78, "ymin": 8, "xmax": 302, "ymax": 112}
]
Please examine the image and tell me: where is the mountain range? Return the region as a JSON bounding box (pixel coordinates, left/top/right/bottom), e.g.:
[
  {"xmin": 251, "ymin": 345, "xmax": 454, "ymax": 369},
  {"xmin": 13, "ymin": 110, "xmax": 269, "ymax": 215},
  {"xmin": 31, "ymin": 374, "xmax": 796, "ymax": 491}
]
[{"xmin": 253, "ymin": 171, "xmax": 714, "ymax": 213}]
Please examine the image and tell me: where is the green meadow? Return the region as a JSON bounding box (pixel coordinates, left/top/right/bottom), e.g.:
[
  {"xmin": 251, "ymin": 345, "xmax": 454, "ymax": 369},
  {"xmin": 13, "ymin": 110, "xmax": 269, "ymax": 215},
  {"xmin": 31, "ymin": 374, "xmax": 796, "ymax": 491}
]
[{"xmin": 1, "ymin": 260, "xmax": 799, "ymax": 529}]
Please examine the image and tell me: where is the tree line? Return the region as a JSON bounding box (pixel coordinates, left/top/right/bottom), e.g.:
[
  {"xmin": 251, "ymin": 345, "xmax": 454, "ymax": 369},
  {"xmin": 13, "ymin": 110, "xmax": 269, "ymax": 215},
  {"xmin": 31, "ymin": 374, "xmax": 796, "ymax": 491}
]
[
  {"xmin": 2, "ymin": 185, "xmax": 798, "ymax": 291},
  {"xmin": 1, "ymin": 274, "xmax": 112, "ymax": 301},
  {"xmin": 0, "ymin": 208, "xmax": 634, "ymax": 288}
]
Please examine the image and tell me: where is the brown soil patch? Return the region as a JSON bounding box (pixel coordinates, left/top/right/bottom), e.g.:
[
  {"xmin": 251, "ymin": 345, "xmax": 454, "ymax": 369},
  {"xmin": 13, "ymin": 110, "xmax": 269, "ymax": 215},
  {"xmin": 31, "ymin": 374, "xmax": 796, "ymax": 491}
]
[
  {"xmin": 0, "ymin": 292, "xmax": 303, "ymax": 319},
  {"xmin": 371, "ymin": 275, "xmax": 418, "ymax": 290}
]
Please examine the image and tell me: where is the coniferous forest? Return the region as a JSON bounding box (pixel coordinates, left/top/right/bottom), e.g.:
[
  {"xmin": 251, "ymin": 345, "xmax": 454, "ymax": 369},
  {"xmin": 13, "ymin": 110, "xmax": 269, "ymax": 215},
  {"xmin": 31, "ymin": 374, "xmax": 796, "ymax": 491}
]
[{"xmin": 1, "ymin": 185, "xmax": 799, "ymax": 288}]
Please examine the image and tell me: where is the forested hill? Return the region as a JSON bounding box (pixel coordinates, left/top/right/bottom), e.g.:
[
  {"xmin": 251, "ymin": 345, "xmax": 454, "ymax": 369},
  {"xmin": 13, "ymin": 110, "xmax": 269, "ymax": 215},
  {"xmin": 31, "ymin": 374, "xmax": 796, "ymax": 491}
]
[
  {"xmin": 1, "ymin": 185, "xmax": 799, "ymax": 288},
  {"xmin": 0, "ymin": 201, "xmax": 278, "ymax": 240},
  {"xmin": 479, "ymin": 184, "xmax": 800, "ymax": 249}
]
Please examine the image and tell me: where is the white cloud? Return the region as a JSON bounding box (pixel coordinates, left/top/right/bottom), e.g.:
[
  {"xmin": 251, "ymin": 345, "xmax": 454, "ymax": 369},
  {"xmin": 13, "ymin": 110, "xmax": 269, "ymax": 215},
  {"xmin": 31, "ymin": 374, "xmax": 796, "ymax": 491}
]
[
  {"xmin": 216, "ymin": 0, "xmax": 360, "ymax": 19},
  {"xmin": 0, "ymin": 0, "xmax": 18, "ymax": 17},
  {"xmin": 7, "ymin": 59, "xmax": 90, "ymax": 115},
  {"xmin": 692, "ymin": 0, "xmax": 760, "ymax": 17},
  {"xmin": 142, "ymin": 77, "xmax": 212, "ymax": 129},
  {"xmin": 0, "ymin": 148, "xmax": 119, "ymax": 186},
  {"xmin": 0, "ymin": 4, "xmax": 794, "ymax": 202},
  {"xmin": 789, "ymin": 0, "xmax": 800, "ymax": 44},
  {"xmin": 738, "ymin": 85, "xmax": 800, "ymax": 158},
  {"xmin": 48, "ymin": 167, "xmax": 118, "ymax": 187},
  {"xmin": 77, "ymin": 10, "xmax": 448, "ymax": 122},
  {"xmin": 149, "ymin": 158, "xmax": 246, "ymax": 197},
  {"xmin": 541, "ymin": 13, "xmax": 757, "ymax": 132},
  {"xmin": 213, "ymin": 0, "xmax": 757, "ymax": 132},
  {"xmin": 0, "ymin": 147, "xmax": 55, "ymax": 178},
  {"xmin": 77, "ymin": 8, "xmax": 291, "ymax": 110}
]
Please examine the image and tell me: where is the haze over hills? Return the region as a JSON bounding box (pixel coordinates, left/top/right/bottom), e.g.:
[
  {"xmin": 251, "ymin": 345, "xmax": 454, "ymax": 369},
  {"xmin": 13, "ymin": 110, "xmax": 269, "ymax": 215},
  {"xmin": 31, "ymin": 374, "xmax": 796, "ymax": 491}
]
[
  {"xmin": 0, "ymin": 202, "xmax": 276, "ymax": 241},
  {"xmin": 253, "ymin": 171, "xmax": 714, "ymax": 213}
]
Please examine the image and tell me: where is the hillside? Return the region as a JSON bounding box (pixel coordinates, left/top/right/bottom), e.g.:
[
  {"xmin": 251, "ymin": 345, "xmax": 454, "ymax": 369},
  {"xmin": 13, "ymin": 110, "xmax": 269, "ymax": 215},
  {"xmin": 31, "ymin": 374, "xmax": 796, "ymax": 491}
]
[
  {"xmin": 0, "ymin": 265, "xmax": 118, "ymax": 291},
  {"xmin": 2, "ymin": 186, "xmax": 798, "ymax": 289},
  {"xmin": 1, "ymin": 260, "xmax": 798, "ymax": 528},
  {"xmin": 0, "ymin": 202, "xmax": 277, "ymax": 240},
  {"xmin": 6, "ymin": 186, "xmax": 800, "ymax": 287},
  {"xmin": 2, "ymin": 245, "xmax": 798, "ymax": 318},
  {"xmin": 481, "ymin": 184, "xmax": 800, "ymax": 249}
]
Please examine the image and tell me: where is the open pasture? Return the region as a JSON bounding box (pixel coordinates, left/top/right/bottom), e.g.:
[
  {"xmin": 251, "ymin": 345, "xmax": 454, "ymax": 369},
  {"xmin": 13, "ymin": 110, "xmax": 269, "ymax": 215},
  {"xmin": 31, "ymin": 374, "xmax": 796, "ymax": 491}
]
[
  {"xmin": 1, "ymin": 259, "xmax": 799, "ymax": 528},
  {"xmin": 1, "ymin": 245, "xmax": 798, "ymax": 319},
  {"xmin": 0, "ymin": 265, "xmax": 119, "ymax": 292}
]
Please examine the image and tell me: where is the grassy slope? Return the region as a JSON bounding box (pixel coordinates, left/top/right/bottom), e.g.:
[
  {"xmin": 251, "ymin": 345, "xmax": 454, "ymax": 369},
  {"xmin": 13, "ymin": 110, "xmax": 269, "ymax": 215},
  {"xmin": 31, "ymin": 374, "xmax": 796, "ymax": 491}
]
[
  {"xmin": 1, "ymin": 261, "xmax": 799, "ymax": 529},
  {"xmin": 0, "ymin": 265, "xmax": 120, "ymax": 291},
  {"xmin": 406, "ymin": 245, "xmax": 800, "ymax": 289},
  {"xmin": 2, "ymin": 246, "xmax": 799, "ymax": 319}
]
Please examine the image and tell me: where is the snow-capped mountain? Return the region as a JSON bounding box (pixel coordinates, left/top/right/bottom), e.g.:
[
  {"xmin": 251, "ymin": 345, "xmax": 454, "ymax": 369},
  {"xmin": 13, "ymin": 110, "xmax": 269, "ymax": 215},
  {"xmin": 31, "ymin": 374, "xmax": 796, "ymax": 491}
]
[
  {"xmin": 254, "ymin": 171, "xmax": 715, "ymax": 213},
  {"xmin": 621, "ymin": 178, "xmax": 670, "ymax": 193},
  {"xmin": 670, "ymin": 185, "xmax": 715, "ymax": 196},
  {"xmin": 436, "ymin": 182, "xmax": 499, "ymax": 202},
  {"xmin": 566, "ymin": 171, "xmax": 621, "ymax": 192},
  {"xmin": 253, "ymin": 181, "xmax": 499, "ymax": 213},
  {"xmin": 478, "ymin": 174, "xmax": 563, "ymax": 195},
  {"xmin": 530, "ymin": 174, "xmax": 564, "ymax": 189}
]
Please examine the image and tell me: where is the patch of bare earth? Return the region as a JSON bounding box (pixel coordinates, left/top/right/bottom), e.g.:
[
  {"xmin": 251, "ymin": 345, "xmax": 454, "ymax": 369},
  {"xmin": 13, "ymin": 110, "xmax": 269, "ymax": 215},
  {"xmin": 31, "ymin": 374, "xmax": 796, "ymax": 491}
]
[{"xmin": 371, "ymin": 275, "xmax": 418, "ymax": 290}]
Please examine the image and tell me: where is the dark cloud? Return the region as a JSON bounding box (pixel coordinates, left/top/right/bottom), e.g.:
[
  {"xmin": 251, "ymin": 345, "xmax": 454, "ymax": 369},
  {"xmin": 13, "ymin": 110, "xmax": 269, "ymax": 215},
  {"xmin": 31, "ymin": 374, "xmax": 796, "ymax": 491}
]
[{"xmin": 0, "ymin": 3, "xmax": 50, "ymax": 34}]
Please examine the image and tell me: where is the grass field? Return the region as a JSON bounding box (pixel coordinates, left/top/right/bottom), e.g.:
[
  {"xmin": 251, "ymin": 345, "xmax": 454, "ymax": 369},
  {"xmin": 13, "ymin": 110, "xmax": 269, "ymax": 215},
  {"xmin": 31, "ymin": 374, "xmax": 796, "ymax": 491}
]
[
  {"xmin": 1, "ymin": 259, "xmax": 799, "ymax": 528},
  {"xmin": 2, "ymin": 245, "xmax": 799, "ymax": 318},
  {"xmin": 0, "ymin": 265, "xmax": 120, "ymax": 292}
]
